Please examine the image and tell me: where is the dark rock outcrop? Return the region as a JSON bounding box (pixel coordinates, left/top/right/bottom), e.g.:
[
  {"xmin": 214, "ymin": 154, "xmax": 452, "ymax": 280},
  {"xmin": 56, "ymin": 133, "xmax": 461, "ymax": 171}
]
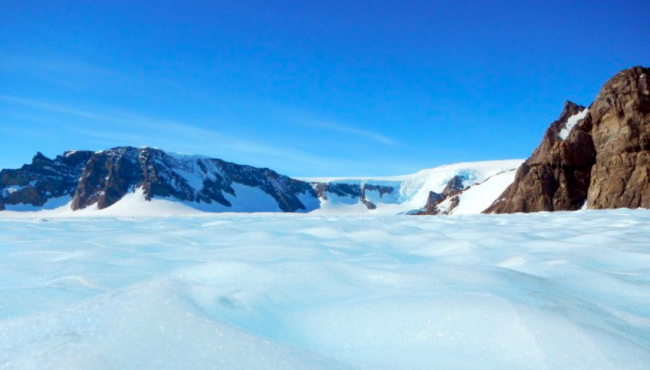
[
  {"xmin": 419, "ymin": 191, "xmax": 444, "ymax": 215},
  {"xmin": 486, "ymin": 66, "xmax": 650, "ymax": 213}
]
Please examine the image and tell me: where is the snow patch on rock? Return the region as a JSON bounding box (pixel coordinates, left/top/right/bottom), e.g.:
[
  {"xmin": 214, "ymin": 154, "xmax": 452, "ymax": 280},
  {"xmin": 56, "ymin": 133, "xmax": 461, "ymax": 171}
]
[{"xmin": 558, "ymin": 108, "xmax": 589, "ymax": 140}]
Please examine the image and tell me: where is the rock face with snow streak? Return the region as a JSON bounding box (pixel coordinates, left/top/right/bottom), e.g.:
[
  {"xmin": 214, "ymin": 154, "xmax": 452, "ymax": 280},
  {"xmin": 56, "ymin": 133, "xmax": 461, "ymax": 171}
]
[{"xmin": 487, "ymin": 66, "xmax": 650, "ymax": 213}]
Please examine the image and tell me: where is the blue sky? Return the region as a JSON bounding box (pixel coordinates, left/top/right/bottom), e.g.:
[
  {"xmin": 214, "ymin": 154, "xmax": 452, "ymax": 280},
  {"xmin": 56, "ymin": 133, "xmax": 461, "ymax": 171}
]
[{"xmin": 1, "ymin": 0, "xmax": 648, "ymax": 177}]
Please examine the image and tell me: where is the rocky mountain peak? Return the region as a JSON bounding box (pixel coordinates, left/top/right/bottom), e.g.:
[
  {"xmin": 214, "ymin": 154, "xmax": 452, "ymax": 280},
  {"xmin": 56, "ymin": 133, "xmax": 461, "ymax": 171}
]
[
  {"xmin": 32, "ymin": 151, "xmax": 50, "ymax": 164},
  {"xmin": 486, "ymin": 65, "xmax": 650, "ymax": 213},
  {"xmin": 560, "ymin": 101, "xmax": 586, "ymax": 122}
]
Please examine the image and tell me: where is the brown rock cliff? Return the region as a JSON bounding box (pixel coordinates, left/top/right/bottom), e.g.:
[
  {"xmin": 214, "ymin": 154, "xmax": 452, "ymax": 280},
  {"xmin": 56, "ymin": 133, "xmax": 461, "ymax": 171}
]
[
  {"xmin": 587, "ymin": 67, "xmax": 650, "ymax": 209},
  {"xmin": 486, "ymin": 66, "xmax": 650, "ymax": 213}
]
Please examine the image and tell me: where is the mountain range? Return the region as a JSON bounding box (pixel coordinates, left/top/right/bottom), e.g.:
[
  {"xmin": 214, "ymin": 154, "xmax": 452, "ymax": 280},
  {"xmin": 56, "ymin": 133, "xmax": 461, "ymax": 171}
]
[
  {"xmin": 0, "ymin": 145, "xmax": 521, "ymax": 215},
  {"xmin": 1, "ymin": 66, "xmax": 648, "ymax": 216}
]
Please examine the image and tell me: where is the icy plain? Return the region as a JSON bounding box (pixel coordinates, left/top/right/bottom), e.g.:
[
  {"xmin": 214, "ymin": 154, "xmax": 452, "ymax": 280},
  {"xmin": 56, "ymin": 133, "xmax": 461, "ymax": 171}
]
[{"xmin": 1, "ymin": 210, "xmax": 650, "ymax": 369}]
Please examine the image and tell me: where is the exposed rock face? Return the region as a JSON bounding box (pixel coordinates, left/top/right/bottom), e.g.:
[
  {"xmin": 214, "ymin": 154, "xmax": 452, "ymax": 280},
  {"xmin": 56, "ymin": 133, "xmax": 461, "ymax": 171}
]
[
  {"xmin": 587, "ymin": 67, "xmax": 650, "ymax": 209},
  {"xmin": 72, "ymin": 148, "xmax": 144, "ymax": 210},
  {"xmin": 420, "ymin": 191, "xmax": 443, "ymax": 215},
  {"xmin": 2, "ymin": 147, "xmax": 317, "ymax": 212},
  {"xmin": 487, "ymin": 66, "xmax": 650, "ymax": 213}
]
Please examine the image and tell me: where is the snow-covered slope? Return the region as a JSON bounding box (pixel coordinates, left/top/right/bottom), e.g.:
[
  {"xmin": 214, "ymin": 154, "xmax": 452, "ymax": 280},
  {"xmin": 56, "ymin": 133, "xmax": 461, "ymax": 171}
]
[
  {"xmin": 2, "ymin": 209, "xmax": 650, "ymax": 369},
  {"xmin": 435, "ymin": 169, "xmax": 519, "ymax": 215}
]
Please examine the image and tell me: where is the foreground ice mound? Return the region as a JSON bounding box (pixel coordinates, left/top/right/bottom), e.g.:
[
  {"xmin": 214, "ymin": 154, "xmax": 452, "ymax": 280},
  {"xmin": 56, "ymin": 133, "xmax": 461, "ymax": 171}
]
[{"xmin": 1, "ymin": 210, "xmax": 650, "ymax": 369}]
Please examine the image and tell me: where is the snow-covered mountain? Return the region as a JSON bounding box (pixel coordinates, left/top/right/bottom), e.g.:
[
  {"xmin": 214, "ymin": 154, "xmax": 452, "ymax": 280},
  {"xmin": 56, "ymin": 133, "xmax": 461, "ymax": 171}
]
[
  {"xmin": 0, "ymin": 147, "xmax": 522, "ymax": 216},
  {"xmin": 0, "ymin": 147, "xmax": 317, "ymax": 214}
]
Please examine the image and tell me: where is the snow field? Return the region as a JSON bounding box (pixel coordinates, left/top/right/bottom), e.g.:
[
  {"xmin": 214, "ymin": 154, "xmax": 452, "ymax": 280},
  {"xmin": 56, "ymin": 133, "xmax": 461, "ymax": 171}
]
[{"xmin": 1, "ymin": 210, "xmax": 650, "ymax": 369}]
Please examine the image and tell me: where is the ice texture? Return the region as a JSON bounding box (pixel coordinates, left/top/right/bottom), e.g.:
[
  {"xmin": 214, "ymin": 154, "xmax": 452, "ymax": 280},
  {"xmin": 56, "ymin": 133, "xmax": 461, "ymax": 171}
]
[{"xmin": 1, "ymin": 210, "xmax": 650, "ymax": 369}]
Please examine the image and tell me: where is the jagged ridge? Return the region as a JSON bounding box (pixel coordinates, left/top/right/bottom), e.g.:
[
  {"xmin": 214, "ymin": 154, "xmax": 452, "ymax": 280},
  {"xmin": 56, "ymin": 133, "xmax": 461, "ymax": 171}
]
[{"xmin": 1, "ymin": 147, "xmax": 316, "ymax": 213}]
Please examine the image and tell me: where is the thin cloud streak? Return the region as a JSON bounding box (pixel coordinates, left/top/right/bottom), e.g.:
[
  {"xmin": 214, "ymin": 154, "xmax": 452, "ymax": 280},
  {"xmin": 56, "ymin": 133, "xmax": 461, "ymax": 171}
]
[
  {"xmin": 0, "ymin": 54, "xmax": 117, "ymax": 76},
  {"xmin": 0, "ymin": 54, "xmax": 126, "ymax": 90},
  {"xmin": 0, "ymin": 96, "xmax": 376, "ymax": 175},
  {"xmin": 308, "ymin": 120, "xmax": 397, "ymax": 147},
  {"xmin": 267, "ymin": 104, "xmax": 398, "ymax": 147}
]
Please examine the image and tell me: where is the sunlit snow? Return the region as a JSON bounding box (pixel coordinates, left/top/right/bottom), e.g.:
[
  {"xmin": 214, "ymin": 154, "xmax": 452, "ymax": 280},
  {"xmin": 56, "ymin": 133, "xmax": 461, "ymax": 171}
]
[{"xmin": 1, "ymin": 210, "xmax": 650, "ymax": 369}]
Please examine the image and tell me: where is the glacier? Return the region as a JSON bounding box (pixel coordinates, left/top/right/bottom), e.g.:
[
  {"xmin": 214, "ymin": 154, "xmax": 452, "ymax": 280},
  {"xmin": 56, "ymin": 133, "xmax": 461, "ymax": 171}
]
[{"xmin": 1, "ymin": 210, "xmax": 650, "ymax": 369}]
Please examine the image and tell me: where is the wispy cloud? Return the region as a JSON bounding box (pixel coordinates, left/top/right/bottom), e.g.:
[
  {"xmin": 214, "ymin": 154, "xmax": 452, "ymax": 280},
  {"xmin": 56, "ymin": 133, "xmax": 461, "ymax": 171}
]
[
  {"xmin": 307, "ymin": 119, "xmax": 397, "ymax": 147},
  {"xmin": 267, "ymin": 104, "xmax": 398, "ymax": 147},
  {"xmin": 0, "ymin": 54, "xmax": 124, "ymax": 89},
  {"xmin": 0, "ymin": 96, "xmax": 374, "ymax": 175}
]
